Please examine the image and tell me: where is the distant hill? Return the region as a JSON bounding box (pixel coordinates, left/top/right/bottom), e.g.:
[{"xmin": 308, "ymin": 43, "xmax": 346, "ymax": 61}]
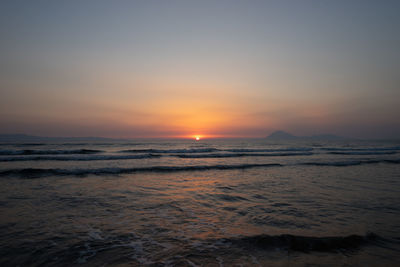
[
  {"xmin": 266, "ymin": 131, "xmax": 345, "ymax": 140},
  {"xmin": 0, "ymin": 134, "xmax": 124, "ymax": 142},
  {"xmin": 266, "ymin": 130, "xmax": 299, "ymax": 140}
]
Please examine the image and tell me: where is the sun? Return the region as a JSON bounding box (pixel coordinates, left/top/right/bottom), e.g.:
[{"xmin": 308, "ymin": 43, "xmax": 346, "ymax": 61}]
[{"xmin": 195, "ymin": 136, "xmax": 200, "ymax": 141}]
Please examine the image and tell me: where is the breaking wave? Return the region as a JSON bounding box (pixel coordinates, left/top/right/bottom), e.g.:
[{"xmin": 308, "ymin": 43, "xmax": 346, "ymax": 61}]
[
  {"xmin": 301, "ymin": 158, "xmax": 400, "ymax": 166},
  {"xmin": 0, "ymin": 154, "xmax": 161, "ymax": 162},
  {"xmin": 119, "ymin": 148, "xmax": 219, "ymax": 153},
  {"xmin": 328, "ymin": 151, "xmax": 397, "ymax": 155},
  {"xmin": 322, "ymin": 147, "xmax": 400, "ymax": 152},
  {"xmin": 119, "ymin": 147, "xmax": 313, "ymax": 154},
  {"xmin": 1, "ymin": 158, "xmax": 399, "ymax": 178},
  {"xmin": 0, "ymin": 149, "xmax": 103, "ymax": 155},
  {"xmin": 224, "ymin": 148, "xmax": 313, "ymax": 152},
  {"xmin": 0, "ymin": 163, "xmax": 282, "ymax": 178},
  {"xmin": 175, "ymin": 152, "xmax": 313, "ymax": 158}
]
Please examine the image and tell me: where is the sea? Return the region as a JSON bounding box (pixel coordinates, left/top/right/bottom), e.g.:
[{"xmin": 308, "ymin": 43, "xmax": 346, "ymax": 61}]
[{"xmin": 0, "ymin": 138, "xmax": 399, "ymax": 266}]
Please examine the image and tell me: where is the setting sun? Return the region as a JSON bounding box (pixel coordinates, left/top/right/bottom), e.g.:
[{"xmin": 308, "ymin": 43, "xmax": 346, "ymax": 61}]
[{"xmin": 1, "ymin": 1, "xmax": 399, "ymax": 266}]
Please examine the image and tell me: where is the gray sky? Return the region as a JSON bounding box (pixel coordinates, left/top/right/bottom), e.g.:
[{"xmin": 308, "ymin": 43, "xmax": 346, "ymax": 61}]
[{"xmin": 1, "ymin": 0, "xmax": 399, "ymax": 138}]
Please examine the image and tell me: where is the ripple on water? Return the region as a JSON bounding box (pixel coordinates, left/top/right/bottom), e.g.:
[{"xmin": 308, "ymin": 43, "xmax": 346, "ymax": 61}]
[{"xmin": 211, "ymin": 193, "xmax": 249, "ymax": 202}]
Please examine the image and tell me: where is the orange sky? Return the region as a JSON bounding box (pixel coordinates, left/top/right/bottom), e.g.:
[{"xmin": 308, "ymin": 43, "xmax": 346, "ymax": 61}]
[{"xmin": 1, "ymin": 1, "xmax": 399, "ymax": 139}]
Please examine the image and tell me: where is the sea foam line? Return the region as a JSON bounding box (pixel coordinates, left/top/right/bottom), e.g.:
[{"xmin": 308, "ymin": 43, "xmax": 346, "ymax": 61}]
[
  {"xmin": 328, "ymin": 151, "xmax": 397, "ymax": 155},
  {"xmin": 174, "ymin": 152, "xmax": 313, "ymax": 158},
  {"xmin": 0, "ymin": 154, "xmax": 161, "ymax": 162},
  {"xmin": 118, "ymin": 147, "xmax": 313, "ymax": 154},
  {"xmin": 0, "ymin": 149, "xmax": 103, "ymax": 155},
  {"xmin": 0, "ymin": 163, "xmax": 282, "ymax": 178},
  {"xmin": 0, "ymin": 152, "xmax": 313, "ymax": 161},
  {"xmin": 0, "ymin": 158, "xmax": 399, "ymax": 178}
]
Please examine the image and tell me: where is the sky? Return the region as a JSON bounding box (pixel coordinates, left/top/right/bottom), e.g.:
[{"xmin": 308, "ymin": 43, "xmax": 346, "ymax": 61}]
[{"xmin": 0, "ymin": 0, "xmax": 399, "ymax": 139}]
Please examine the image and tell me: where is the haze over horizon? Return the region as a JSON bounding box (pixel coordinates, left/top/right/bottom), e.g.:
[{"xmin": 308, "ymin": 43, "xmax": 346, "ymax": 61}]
[
  {"xmin": 1, "ymin": 1, "xmax": 399, "ymax": 139},
  {"xmin": 0, "ymin": 130, "xmax": 379, "ymax": 141}
]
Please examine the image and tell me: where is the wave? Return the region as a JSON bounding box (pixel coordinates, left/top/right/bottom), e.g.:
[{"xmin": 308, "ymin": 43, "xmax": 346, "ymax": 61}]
[
  {"xmin": 328, "ymin": 151, "xmax": 397, "ymax": 155},
  {"xmin": 0, "ymin": 154, "xmax": 161, "ymax": 162},
  {"xmin": 0, "ymin": 149, "xmax": 103, "ymax": 156},
  {"xmin": 175, "ymin": 152, "xmax": 313, "ymax": 158},
  {"xmin": 301, "ymin": 158, "xmax": 400, "ymax": 167},
  {"xmin": 227, "ymin": 232, "xmax": 380, "ymax": 252},
  {"xmin": 1, "ymin": 158, "xmax": 399, "ymax": 177},
  {"xmin": 0, "ymin": 163, "xmax": 282, "ymax": 178},
  {"xmin": 119, "ymin": 148, "xmax": 219, "ymax": 153},
  {"xmin": 119, "ymin": 147, "xmax": 313, "ymax": 154},
  {"xmin": 322, "ymin": 146, "xmax": 400, "ymax": 152},
  {"xmin": 223, "ymin": 148, "xmax": 313, "ymax": 152}
]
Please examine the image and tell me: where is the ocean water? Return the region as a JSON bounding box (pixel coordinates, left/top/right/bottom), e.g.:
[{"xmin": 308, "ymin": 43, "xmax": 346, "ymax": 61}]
[{"xmin": 0, "ymin": 139, "xmax": 400, "ymax": 266}]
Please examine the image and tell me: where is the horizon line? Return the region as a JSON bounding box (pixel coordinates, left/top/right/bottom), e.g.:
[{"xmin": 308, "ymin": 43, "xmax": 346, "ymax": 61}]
[{"xmin": 0, "ymin": 133, "xmax": 399, "ymax": 141}]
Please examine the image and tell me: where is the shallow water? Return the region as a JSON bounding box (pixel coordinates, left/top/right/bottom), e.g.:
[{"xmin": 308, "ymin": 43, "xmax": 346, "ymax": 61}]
[{"xmin": 0, "ymin": 139, "xmax": 400, "ymax": 266}]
